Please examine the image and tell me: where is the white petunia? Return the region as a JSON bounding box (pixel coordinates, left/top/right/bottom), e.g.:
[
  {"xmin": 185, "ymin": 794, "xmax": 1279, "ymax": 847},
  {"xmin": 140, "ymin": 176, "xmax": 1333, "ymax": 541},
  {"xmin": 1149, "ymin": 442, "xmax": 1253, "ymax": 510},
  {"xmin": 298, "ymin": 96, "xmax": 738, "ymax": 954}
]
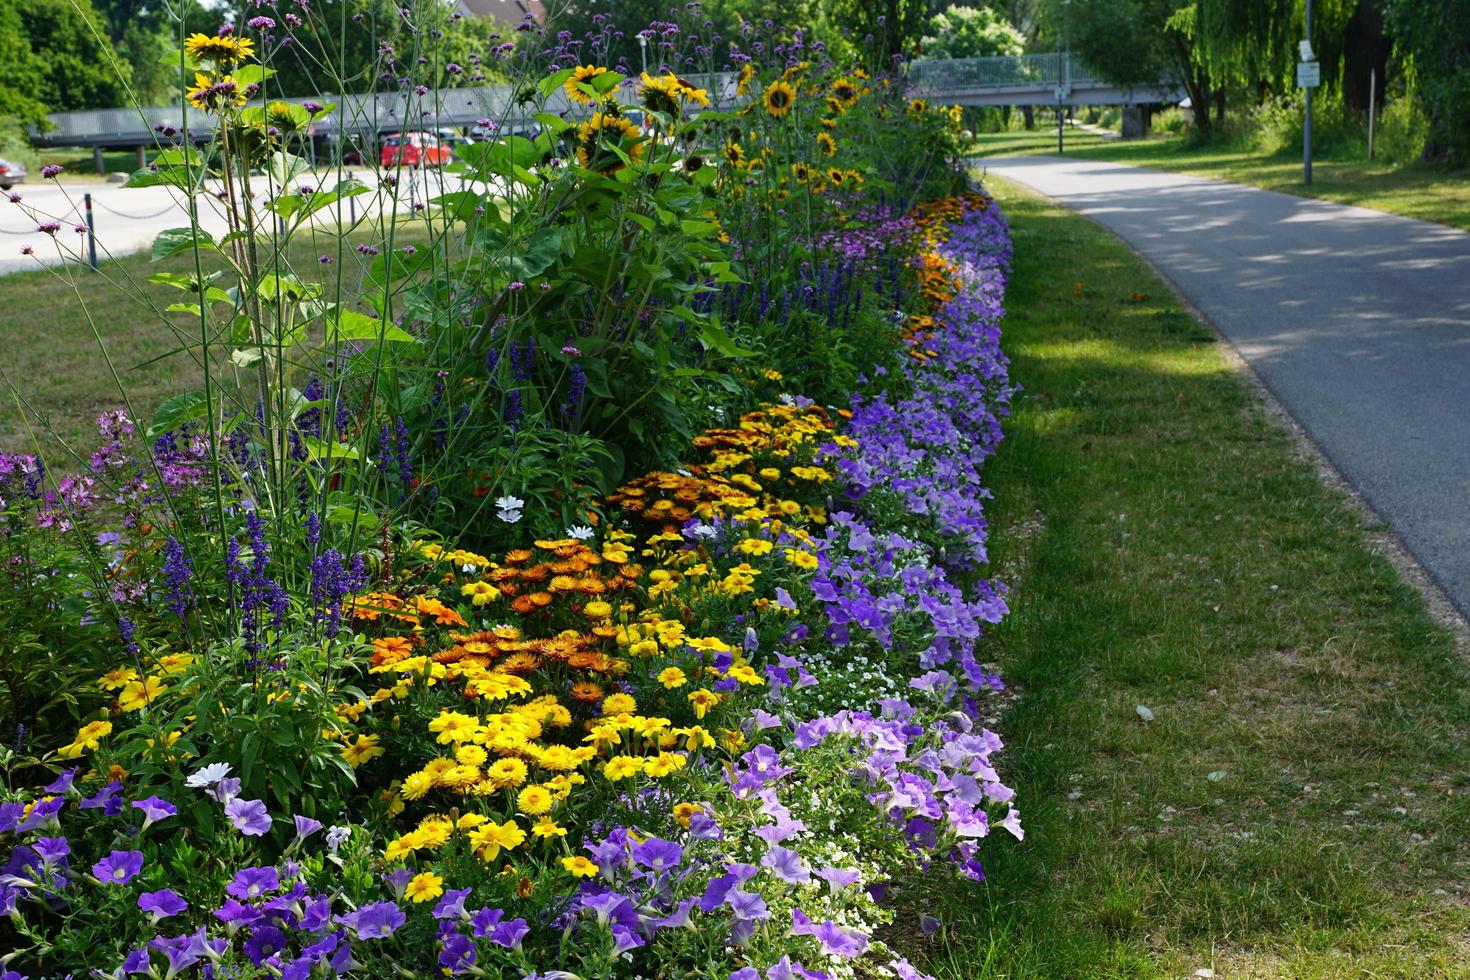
[{"xmin": 185, "ymin": 762, "xmax": 233, "ymax": 788}]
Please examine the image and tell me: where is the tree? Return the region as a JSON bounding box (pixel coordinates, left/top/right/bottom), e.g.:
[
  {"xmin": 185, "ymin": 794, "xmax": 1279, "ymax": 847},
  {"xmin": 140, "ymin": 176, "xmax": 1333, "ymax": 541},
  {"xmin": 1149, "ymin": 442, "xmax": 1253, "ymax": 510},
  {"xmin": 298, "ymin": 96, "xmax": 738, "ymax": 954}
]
[
  {"xmin": 1055, "ymin": 0, "xmax": 1218, "ymax": 136},
  {"xmin": 1383, "ymin": 0, "xmax": 1470, "ymax": 164},
  {"xmin": 827, "ymin": 0, "xmax": 931, "ymax": 61},
  {"xmin": 89, "ymin": 0, "xmax": 209, "ymax": 104},
  {"xmin": 922, "ymin": 5, "xmax": 1026, "ymax": 59},
  {"xmin": 552, "ymin": 0, "xmax": 820, "ymax": 75},
  {"xmin": 0, "ymin": 0, "xmax": 131, "ymax": 116},
  {"xmin": 1192, "ymin": 0, "xmax": 1359, "ymax": 103}
]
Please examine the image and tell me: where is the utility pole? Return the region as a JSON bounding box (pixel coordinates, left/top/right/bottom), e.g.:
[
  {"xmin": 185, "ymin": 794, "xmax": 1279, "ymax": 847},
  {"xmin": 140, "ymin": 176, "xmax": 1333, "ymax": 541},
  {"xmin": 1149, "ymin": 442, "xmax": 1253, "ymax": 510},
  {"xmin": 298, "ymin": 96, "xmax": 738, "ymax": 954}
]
[{"xmin": 1303, "ymin": 0, "xmax": 1313, "ymax": 185}]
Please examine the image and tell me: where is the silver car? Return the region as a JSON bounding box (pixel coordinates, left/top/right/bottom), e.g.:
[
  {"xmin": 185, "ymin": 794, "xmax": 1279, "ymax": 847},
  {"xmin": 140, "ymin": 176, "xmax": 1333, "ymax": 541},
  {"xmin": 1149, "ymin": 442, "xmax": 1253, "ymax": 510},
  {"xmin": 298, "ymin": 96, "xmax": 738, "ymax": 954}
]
[{"xmin": 0, "ymin": 157, "xmax": 26, "ymax": 191}]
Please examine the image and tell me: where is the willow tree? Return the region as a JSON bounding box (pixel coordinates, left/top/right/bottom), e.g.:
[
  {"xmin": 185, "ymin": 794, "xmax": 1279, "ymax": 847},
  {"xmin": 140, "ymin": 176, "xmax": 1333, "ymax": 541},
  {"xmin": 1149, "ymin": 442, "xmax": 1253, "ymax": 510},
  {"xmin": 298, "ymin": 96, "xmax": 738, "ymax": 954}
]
[
  {"xmin": 1384, "ymin": 0, "xmax": 1470, "ymax": 163},
  {"xmin": 1192, "ymin": 0, "xmax": 1362, "ymax": 103}
]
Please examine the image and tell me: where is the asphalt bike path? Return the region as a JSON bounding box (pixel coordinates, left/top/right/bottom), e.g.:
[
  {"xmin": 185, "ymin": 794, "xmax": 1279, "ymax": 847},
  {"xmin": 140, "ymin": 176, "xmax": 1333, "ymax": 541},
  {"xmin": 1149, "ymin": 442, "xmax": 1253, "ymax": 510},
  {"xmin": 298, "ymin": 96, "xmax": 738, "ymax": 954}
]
[{"xmin": 982, "ymin": 155, "xmax": 1470, "ymax": 617}]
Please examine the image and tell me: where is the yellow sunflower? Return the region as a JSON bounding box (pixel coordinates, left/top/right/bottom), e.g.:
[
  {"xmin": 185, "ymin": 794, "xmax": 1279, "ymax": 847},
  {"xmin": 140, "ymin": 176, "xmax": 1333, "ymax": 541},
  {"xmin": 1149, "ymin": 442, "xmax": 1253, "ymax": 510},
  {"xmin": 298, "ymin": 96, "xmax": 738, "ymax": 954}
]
[
  {"xmin": 185, "ymin": 73, "xmax": 248, "ymax": 113},
  {"xmin": 762, "ymin": 80, "xmax": 796, "ymax": 119},
  {"xmin": 565, "ymin": 65, "xmax": 611, "ymax": 104},
  {"xmin": 722, "ymin": 140, "xmax": 746, "ymax": 168},
  {"xmin": 816, "ymin": 132, "xmax": 837, "ymax": 158},
  {"xmin": 831, "ymin": 77, "xmax": 861, "ymax": 106},
  {"xmin": 185, "ymin": 33, "xmax": 255, "ymax": 68},
  {"xmin": 575, "ymin": 111, "xmax": 645, "ymax": 173},
  {"xmin": 736, "ymin": 61, "xmax": 755, "ymax": 97}
]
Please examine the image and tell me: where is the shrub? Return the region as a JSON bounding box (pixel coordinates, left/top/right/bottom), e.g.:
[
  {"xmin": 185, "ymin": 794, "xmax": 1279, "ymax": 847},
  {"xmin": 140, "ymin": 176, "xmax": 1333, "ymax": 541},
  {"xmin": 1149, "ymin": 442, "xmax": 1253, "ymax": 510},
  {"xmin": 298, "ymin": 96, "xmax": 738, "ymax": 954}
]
[{"xmin": 1375, "ymin": 93, "xmax": 1431, "ymax": 166}]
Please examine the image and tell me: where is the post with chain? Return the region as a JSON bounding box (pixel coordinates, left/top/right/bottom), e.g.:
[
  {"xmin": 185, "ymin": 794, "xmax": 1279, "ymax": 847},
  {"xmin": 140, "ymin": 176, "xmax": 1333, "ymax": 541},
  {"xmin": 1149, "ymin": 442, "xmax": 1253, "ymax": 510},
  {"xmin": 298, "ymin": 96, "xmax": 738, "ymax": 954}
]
[{"xmin": 83, "ymin": 192, "xmax": 98, "ymax": 270}]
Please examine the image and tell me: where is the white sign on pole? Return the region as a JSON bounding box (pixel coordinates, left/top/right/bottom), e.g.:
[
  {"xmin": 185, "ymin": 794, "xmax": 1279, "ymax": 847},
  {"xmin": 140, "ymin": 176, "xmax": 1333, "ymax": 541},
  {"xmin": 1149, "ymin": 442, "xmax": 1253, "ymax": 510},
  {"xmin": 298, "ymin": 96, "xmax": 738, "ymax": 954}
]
[{"xmin": 1297, "ymin": 61, "xmax": 1321, "ymax": 88}]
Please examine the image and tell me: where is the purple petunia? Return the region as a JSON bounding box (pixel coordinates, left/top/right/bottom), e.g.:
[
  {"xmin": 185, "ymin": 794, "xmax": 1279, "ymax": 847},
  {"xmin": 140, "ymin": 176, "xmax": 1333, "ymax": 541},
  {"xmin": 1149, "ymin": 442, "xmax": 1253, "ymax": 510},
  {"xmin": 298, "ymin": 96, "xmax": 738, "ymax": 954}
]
[
  {"xmin": 227, "ymin": 866, "xmax": 280, "ymax": 899},
  {"xmin": 138, "ymin": 888, "xmax": 188, "ymax": 922},
  {"xmin": 292, "ymin": 814, "xmax": 323, "ymax": 841},
  {"xmin": 132, "ymin": 796, "xmax": 176, "ymax": 830},
  {"xmin": 224, "ymin": 798, "xmax": 272, "ymax": 836},
  {"xmin": 341, "ymin": 900, "xmax": 405, "ymax": 939},
  {"xmin": 93, "ymin": 849, "xmax": 144, "ymax": 885}
]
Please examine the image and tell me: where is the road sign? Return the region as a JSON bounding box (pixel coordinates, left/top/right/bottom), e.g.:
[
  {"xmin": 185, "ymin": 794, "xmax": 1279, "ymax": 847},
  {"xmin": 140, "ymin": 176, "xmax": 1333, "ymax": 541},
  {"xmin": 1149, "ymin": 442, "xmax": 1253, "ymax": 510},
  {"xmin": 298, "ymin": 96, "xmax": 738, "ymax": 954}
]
[{"xmin": 1297, "ymin": 61, "xmax": 1321, "ymax": 88}]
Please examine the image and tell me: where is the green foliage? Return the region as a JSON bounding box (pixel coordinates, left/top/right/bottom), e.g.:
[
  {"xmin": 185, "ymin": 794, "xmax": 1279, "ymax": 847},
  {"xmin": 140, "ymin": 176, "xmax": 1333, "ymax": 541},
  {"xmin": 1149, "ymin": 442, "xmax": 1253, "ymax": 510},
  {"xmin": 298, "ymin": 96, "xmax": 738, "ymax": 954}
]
[
  {"xmin": 0, "ymin": 0, "xmax": 132, "ymax": 115},
  {"xmin": 1384, "ymin": 0, "xmax": 1470, "ymax": 165},
  {"xmin": 827, "ymin": 0, "xmax": 931, "ymax": 60},
  {"xmin": 1374, "ymin": 92, "xmax": 1430, "ymax": 166},
  {"xmin": 1152, "ymin": 105, "xmax": 1191, "ymax": 134},
  {"xmin": 1193, "ymin": 0, "xmax": 1358, "ymax": 94},
  {"xmin": 922, "ymin": 5, "xmax": 1026, "ymax": 60},
  {"xmin": 1056, "ymin": 0, "xmax": 1179, "ymax": 88},
  {"xmin": 1243, "ymin": 88, "xmax": 1365, "ymax": 155},
  {"xmin": 555, "ymin": 0, "xmax": 820, "ymax": 71}
]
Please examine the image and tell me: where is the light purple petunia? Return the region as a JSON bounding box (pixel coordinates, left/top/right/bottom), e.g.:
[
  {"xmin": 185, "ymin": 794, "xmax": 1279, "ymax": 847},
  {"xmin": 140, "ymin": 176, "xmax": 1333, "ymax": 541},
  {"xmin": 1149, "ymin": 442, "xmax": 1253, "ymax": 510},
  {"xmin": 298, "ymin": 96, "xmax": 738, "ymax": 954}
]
[
  {"xmin": 132, "ymin": 796, "xmax": 176, "ymax": 830},
  {"xmin": 224, "ymin": 798, "xmax": 271, "ymax": 836}
]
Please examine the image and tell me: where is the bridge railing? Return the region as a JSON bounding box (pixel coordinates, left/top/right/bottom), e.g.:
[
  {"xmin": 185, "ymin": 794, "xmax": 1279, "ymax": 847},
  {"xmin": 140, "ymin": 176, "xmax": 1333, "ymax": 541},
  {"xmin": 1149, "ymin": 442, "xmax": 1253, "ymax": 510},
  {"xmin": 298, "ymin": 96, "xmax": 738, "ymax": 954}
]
[
  {"xmin": 33, "ymin": 72, "xmax": 740, "ymax": 149},
  {"xmin": 908, "ymin": 53, "xmax": 1100, "ymax": 93}
]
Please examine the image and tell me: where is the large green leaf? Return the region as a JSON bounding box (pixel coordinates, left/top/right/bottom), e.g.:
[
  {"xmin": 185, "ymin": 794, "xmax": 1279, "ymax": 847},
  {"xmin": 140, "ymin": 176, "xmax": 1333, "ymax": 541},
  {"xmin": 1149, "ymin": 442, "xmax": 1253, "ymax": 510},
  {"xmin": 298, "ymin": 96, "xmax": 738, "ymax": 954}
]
[
  {"xmin": 500, "ymin": 227, "xmax": 563, "ymax": 280},
  {"xmin": 150, "ymin": 391, "xmax": 209, "ymax": 435},
  {"xmin": 151, "ymin": 227, "xmax": 217, "ymax": 262},
  {"xmin": 329, "ymin": 308, "xmax": 416, "ymax": 344}
]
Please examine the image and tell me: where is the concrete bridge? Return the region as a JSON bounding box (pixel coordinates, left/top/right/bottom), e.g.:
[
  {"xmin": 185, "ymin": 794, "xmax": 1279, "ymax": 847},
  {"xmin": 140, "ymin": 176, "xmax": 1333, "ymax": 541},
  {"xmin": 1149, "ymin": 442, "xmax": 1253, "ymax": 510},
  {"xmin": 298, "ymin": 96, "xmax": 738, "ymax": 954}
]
[
  {"xmin": 29, "ymin": 72, "xmax": 742, "ymax": 158},
  {"xmin": 30, "ymin": 57, "xmax": 1181, "ymax": 162},
  {"xmin": 908, "ymin": 53, "xmax": 1185, "ymax": 107}
]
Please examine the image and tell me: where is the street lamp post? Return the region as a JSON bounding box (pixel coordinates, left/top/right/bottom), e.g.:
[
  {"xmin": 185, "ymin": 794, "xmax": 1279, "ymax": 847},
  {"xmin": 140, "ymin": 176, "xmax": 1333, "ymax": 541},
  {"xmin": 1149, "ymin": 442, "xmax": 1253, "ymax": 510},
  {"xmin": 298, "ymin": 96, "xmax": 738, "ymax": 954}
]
[{"xmin": 638, "ymin": 34, "xmax": 648, "ymax": 77}]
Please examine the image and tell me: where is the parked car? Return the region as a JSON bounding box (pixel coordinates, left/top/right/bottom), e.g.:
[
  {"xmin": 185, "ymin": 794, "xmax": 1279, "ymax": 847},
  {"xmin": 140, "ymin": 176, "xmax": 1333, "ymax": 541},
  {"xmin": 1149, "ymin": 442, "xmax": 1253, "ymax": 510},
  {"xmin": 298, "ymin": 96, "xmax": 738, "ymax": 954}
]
[
  {"xmin": 0, "ymin": 157, "xmax": 27, "ymax": 190},
  {"xmin": 379, "ymin": 131, "xmax": 453, "ymax": 169}
]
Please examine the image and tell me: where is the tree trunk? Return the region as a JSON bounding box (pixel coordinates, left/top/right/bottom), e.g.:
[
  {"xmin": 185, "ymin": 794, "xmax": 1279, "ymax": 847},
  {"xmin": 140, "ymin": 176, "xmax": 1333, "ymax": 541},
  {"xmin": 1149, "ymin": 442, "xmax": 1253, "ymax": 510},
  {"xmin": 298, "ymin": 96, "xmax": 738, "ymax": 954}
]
[
  {"xmin": 1214, "ymin": 89, "xmax": 1225, "ymax": 128},
  {"xmin": 1188, "ymin": 74, "xmax": 1214, "ymax": 139},
  {"xmin": 1021, "ymin": 105, "xmax": 1035, "ymax": 130}
]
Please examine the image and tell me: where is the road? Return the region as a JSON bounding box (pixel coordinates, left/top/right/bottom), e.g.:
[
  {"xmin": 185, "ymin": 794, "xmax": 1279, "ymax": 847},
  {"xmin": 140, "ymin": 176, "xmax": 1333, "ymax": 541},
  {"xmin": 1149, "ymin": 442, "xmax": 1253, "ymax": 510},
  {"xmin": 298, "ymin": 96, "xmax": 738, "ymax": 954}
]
[
  {"xmin": 981, "ymin": 155, "xmax": 1470, "ymax": 617},
  {"xmin": 0, "ymin": 167, "xmax": 463, "ymax": 275}
]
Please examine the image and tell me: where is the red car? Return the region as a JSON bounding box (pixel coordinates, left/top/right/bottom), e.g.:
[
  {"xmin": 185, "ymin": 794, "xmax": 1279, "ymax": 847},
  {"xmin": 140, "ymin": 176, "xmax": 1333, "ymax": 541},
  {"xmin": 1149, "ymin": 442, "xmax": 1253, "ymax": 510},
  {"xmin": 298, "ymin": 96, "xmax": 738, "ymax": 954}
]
[{"xmin": 379, "ymin": 131, "xmax": 454, "ymax": 168}]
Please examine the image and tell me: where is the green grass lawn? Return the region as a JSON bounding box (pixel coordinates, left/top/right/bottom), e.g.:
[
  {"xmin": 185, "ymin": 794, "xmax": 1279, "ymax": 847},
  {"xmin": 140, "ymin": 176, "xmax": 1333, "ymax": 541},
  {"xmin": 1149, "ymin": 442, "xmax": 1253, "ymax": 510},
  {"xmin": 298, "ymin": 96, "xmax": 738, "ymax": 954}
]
[
  {"xmin": 889, "ymin": 175, "xmax": 1470, "ymax": 978},
  {"xmin": 969, "ymin": 125, "xmax": 1470, "ymax": 231},
  {"xmin": 0, "ymin": 221, "xmax": 433, "ymax": 457},
  {"xmin": 34, "ymin": 147, "xmax": 149, "ymax": 179}
]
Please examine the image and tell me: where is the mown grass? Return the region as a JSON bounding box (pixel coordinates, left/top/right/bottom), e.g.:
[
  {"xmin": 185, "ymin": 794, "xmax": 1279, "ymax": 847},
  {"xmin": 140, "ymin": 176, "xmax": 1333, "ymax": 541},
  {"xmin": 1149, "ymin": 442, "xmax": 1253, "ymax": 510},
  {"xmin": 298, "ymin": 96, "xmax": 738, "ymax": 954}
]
[
  {"xmin": 969, "ymin": 126, "xmax": 1470, "ymax": 232},
  {"xmin": 889, "ymin": 175, "xmax": 1470, "ymax": 978},
  {"xmin": 0, "ymin": 221, "xmax": 431, "ymax": 456}
]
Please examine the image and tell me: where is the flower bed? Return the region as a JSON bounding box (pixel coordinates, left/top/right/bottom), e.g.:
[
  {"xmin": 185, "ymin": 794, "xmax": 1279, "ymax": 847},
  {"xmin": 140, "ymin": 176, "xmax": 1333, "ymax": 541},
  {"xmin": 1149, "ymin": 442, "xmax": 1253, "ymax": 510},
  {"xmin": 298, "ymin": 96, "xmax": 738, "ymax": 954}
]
[{"xmin": 0, "ymin": 190, "xmax": 1016, "ymax": 978}]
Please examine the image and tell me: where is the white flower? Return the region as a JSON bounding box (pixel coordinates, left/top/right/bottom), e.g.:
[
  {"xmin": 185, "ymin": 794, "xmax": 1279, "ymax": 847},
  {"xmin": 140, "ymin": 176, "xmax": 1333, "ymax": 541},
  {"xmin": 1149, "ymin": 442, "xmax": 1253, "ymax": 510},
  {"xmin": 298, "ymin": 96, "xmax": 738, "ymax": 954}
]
[
  {"xmin": 565, "ymin": 525, "xmax": 594, "ymax": 541},
  {"xmin": 185, "ymin": 762, "xmax": 233, "ymax": 788},
  {"xmin": 1000, "ymin": 807, "xmax": 1024, "ymax": 841},
  {"xmin": 495, "ymin": 494, "xmax": 525, "ymax": 524}
]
